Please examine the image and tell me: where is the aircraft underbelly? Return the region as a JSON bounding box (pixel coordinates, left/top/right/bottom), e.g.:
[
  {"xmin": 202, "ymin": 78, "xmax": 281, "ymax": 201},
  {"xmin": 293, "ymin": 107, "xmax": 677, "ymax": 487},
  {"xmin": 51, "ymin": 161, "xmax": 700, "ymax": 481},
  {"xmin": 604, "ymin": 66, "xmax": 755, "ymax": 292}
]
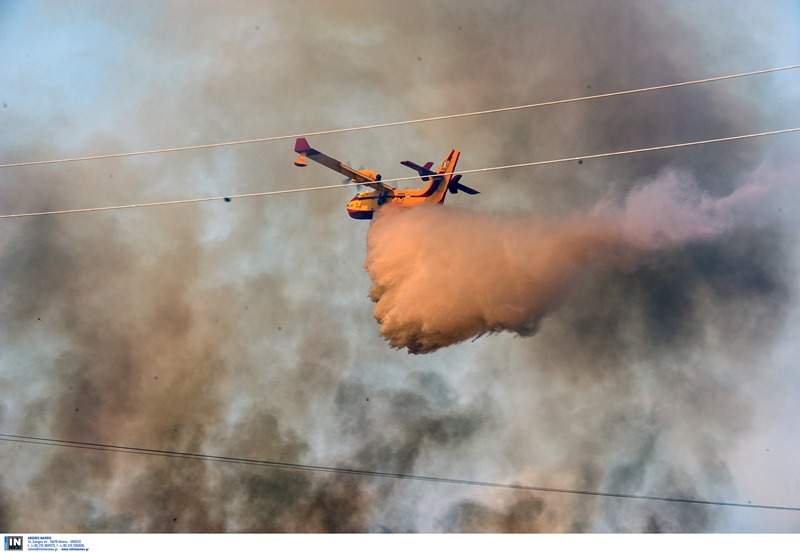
[{"xmin": 348, "ymin": 209, "xmax": 374, "ymax": 220}]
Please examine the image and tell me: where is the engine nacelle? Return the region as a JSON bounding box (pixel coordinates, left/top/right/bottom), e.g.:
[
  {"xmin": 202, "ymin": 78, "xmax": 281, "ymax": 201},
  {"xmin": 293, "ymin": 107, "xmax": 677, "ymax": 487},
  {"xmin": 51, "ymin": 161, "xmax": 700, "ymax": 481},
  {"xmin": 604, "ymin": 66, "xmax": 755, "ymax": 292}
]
[{"xmin": 360, "ymin": 169, "xmax": 382, "ymax": 181}]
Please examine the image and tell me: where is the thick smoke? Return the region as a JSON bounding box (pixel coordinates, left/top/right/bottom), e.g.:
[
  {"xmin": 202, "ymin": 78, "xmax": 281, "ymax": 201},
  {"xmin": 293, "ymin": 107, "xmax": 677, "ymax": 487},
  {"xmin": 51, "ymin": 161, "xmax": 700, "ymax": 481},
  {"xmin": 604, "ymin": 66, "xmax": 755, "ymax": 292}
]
[
  {"xmin": 366, "ymin": 170, "xmax": 771, "ymax": 353},
  {"xmin": 1, "ymin": 0, "xmax": 798, "ymax": 535}
]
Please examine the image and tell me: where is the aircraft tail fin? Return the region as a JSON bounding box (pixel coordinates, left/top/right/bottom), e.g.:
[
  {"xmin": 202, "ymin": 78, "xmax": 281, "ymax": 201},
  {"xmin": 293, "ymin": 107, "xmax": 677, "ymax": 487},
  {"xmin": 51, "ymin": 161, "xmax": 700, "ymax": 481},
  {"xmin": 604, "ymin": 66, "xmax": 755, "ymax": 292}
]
[{"xmin": 435, "ymin": 150, "xmax": 460, "ymax": 204}]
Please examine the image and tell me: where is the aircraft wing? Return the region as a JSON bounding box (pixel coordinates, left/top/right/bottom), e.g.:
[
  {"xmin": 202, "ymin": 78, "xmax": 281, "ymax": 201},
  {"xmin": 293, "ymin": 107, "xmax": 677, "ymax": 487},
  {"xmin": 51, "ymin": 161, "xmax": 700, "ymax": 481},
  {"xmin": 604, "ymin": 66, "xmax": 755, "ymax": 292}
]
[{"xmin": 294, "ymin": 138, "xmax": 394, "ymax": 194}]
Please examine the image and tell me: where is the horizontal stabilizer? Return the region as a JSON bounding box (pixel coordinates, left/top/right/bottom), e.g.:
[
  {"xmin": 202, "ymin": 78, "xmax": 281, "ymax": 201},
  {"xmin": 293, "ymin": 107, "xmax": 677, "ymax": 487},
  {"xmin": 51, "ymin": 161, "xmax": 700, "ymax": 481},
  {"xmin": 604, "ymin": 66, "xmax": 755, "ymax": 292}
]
[
  {"xmin": 448, "ymin": 174, "xmax": 480, "ymax": 195},
  {"xmin": 401, "ymin": 160, "xmax": 436, "ymax": 181}
]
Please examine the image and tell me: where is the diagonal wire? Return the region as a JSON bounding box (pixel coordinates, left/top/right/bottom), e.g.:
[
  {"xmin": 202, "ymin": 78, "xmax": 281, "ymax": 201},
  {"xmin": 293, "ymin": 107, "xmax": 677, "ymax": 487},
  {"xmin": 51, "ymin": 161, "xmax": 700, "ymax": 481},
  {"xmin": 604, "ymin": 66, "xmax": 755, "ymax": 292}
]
[
  {"xmin": 2, "ymin": 434, "xmax": 798, "ymax": 512},
  {"xmin": 1, "ymin": 125, "xmax": 799, "ymax": 219},
  {"xmin": 1, "ymin": 64, "xmax": 798, "ymax": 169}
]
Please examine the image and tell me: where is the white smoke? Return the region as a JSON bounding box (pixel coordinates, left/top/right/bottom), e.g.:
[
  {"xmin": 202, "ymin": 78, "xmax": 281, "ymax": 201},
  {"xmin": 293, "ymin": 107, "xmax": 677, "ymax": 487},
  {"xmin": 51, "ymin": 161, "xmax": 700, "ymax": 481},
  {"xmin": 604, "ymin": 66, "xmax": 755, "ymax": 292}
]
[{"xmin": 365, "ymin": 169, "xmax": 770, "ymax": 353}]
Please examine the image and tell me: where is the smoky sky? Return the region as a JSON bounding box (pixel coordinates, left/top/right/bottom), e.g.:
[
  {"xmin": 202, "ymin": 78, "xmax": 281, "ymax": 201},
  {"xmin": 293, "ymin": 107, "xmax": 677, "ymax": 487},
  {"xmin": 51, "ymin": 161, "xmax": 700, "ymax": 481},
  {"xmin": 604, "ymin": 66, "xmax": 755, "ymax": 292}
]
[{"xmin": 1, "ymin": 0, "xmax": 799, "ymax": 534}]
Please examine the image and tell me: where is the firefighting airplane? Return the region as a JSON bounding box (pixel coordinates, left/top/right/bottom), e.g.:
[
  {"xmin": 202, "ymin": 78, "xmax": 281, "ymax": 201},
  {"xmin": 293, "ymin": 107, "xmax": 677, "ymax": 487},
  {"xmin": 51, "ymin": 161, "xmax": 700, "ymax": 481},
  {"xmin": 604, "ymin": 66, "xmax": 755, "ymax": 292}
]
[{"xmin": 293, "ymin": 137, "xmax": 479, "ymax": 219}]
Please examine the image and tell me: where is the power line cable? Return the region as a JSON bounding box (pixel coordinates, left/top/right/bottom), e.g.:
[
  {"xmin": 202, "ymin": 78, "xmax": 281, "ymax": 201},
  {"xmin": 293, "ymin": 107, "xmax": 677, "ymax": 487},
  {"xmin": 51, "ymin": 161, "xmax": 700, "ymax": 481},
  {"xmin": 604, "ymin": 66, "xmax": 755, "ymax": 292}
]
[
  {"xmin": 1, "ymin": 433, "xmax": 797, "ymax": 512},
  {"xmin": 0, "ymin": 182, "xmax": 359, "ymax": 219},
  {"xmin": 2, "ymin": 125, "xmax": 799, "ymax": 219},
  {"xmin": 1, "ymin": 64, "xmax": 798, "ymax": 170}
]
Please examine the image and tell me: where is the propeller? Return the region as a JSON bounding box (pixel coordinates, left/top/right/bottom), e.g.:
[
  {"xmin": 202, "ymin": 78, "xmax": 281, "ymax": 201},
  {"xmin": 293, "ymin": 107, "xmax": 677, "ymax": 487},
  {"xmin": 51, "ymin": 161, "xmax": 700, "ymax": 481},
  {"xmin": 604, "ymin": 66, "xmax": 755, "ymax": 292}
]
[
  {"xmin": 447, "ymin": 174, "xmax": 480, "ymax": 195},
  {"xmin": 342, "ymin": 162, "xmax": 366, "ymax": 188}
]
